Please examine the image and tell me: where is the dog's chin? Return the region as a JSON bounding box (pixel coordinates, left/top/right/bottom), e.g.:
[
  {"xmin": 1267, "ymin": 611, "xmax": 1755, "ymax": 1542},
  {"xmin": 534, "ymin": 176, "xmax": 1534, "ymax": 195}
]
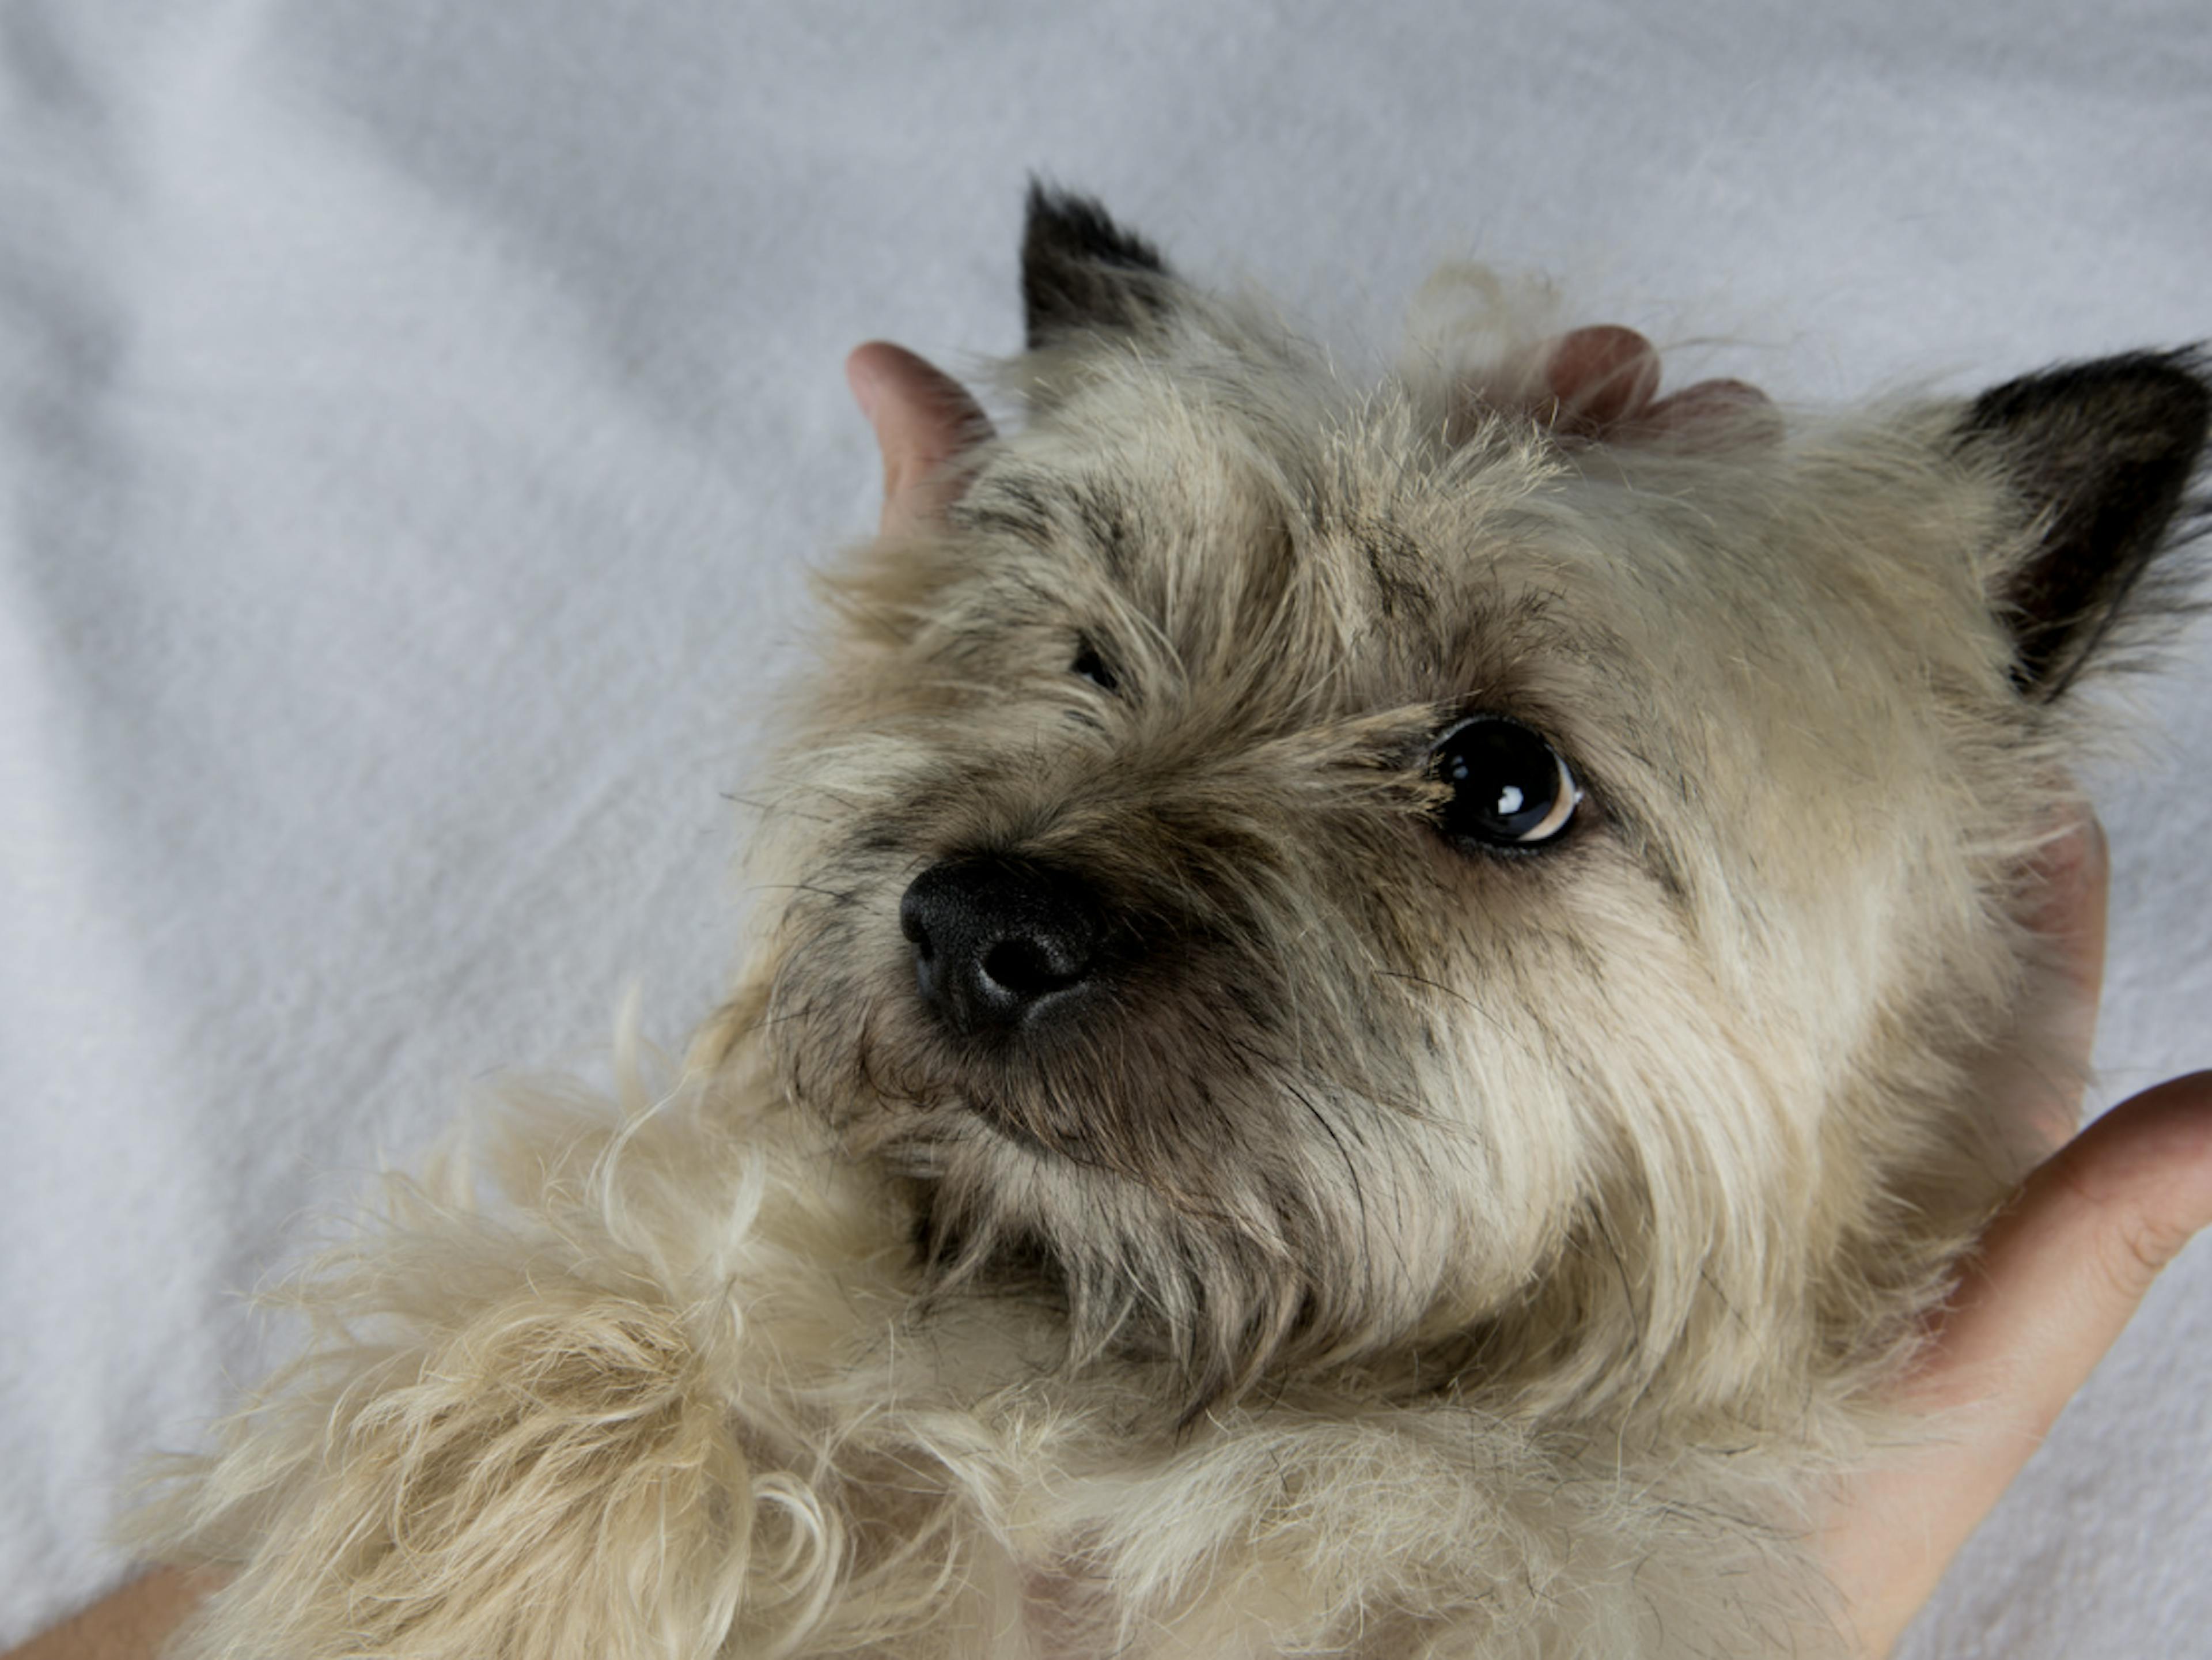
[
  {"xmin": 855, "ymin": 1075, "xmax": 1187, "ymax": 1216},
  {"xmin": 952, "ymin": 1091, "xmax": 1097, "ymax": 1164},
  {"xmin": 825, "ymin": 999, "xmax": 1247, "ymax": 1178},
  {"xmin": 809, "ymin": 1014, "xmax": 1122, "ymax": 1166},
  {"xmin": 764, "ymin": 965, "xmax": 1487, "ymax": 1405},
  {"xmin": 842, "ymin": 1073, "xmax": 1465, "ymax": 1410}
]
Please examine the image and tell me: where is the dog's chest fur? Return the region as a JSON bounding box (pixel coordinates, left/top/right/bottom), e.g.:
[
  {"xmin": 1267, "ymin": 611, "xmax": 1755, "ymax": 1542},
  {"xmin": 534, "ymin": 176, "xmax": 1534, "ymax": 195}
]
[
  {"xmin": 335, "ymin": 1081, "xmax": 1854, "ymax": 1658},
  {"xmin": 137, "ymin": 190, "xmax": 2207, "ymax": 1659}
]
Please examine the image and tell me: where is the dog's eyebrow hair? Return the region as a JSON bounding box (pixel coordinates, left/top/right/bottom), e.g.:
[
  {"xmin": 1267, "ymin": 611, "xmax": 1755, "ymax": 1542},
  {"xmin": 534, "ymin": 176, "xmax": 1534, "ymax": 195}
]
[
  {"xmin": 957, "ymin": 475, "xmax": 1058, "ymax": 547},
  {"xmin": 1353, "ymin": 519, "xmax": 1435, "ymax": 621},
  {"xmin": 1621, "ymin": 811, "xmax": 1692, "ymax": 909},
  {"xmin": 960, "ymin": 468, "xmax": 1141, "ymax": 580},
  {"xmin": 1070, "ymin": 482, "xmax": 1136, "ymax": 576}
]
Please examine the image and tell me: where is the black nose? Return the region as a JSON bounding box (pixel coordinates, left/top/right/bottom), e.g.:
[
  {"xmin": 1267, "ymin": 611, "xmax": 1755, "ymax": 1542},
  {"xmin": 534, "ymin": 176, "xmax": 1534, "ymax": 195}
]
[{"xmin": 900, "ymin": 856, "xmax": 1104, "ymax": 1038}]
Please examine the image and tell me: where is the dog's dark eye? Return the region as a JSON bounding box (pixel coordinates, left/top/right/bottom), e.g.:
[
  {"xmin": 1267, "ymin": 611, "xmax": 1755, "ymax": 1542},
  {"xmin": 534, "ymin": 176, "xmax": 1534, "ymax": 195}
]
[
  {"xmin": 1070, "ymin": 639, "xmax": 1119, "ymax": 693},
  {"xmin": 1430, "ymin": 716, "xmax": 1579, "ymax": 848}
]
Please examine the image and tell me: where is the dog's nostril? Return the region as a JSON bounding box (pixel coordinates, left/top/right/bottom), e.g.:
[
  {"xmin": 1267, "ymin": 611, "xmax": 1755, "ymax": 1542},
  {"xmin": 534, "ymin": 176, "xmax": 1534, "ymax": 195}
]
[
  {"xmin": 900, "ymin": 856, "xmax": 1105, "ymax": 1038},
  {"xmin": 982, "ymin": 937, "xmax": 1077, "ymax": 999}
]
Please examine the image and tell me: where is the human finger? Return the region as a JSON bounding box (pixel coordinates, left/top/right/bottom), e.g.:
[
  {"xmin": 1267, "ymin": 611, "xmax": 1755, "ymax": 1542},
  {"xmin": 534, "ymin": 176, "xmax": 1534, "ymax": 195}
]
[
  {"xmin": 1636, "ymin": 376, "xmax": 1778, "ymax": 442},
  {"xmin": 2, "ymin": 1568, "xmax": 219, "ymax": 1660},
  {"xmin": 845, "ymin": 342, "xmax": 995, "ymax": 537},
  {"xmin": 1535, "ymin": 328, "xmax": 1779, "ymax": 447},
  {"xmin": 1972, "ymin": 804, "xmax": 2111, "ymax": 1167},
  {"xmin": 1822, "ymin": 1069, "xmax": 2212, "ymax": 1657},
  {"xmin": 1541, "ymin": 325, "xmax": 1662, "ymax": 429},
  {"xmin": 2029, "ymin": 803, "xmax": 2110, "ymax": 1019}
]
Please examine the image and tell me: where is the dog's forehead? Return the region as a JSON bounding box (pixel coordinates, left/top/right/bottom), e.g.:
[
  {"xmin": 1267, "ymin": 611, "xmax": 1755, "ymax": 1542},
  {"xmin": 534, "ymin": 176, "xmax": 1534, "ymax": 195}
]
[
  {"xmin": 967, "ymin": 372, "xmax": 1592, "ymax": 654},
  {"xmin": 943, "ymin": 362, "xmax": 2017, "ymax": 874},
  {"xmin": 960, "ymin": 368, "xmax": 1752, "ymax": 716}
]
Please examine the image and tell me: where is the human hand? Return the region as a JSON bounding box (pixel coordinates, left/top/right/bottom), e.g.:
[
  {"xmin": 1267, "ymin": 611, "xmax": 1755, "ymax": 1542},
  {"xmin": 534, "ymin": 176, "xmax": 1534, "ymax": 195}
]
[
  {"xmin": 1817, "ymin": 811, "xmax": 2212, "ymax": 1657},
  {"xmin": 1, "ymin": 1570, "xmax": 217, "ymax": 1660}
]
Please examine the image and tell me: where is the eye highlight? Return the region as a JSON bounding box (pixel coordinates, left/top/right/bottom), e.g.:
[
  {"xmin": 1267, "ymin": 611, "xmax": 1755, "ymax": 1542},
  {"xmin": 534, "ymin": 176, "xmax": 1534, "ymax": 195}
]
[
  {"xmin": 1430, "ymin": 716, "xmax": 1580, "ymax": 849},
  {"xmin": 1070, "ymin": 638, "xmax": 1120, "ymax": 693}
]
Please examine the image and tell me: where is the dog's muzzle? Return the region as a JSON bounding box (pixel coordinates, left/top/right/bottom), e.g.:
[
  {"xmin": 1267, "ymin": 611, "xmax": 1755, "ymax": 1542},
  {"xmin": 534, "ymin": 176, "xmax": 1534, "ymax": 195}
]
[{"xmin": 899, "ymin": 856, "xmax": 1104, "ymax": 1039}]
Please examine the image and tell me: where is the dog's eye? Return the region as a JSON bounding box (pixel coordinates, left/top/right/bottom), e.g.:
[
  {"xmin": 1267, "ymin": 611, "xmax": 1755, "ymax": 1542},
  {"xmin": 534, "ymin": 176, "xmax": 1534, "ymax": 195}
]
[
  {"xmin": 1430, "ymin": 716, "xmax": 1579, "ymax": 848},
  {"xmin": 1070, "ymin": 639, "xmax": 1120, "ymax": 693}
]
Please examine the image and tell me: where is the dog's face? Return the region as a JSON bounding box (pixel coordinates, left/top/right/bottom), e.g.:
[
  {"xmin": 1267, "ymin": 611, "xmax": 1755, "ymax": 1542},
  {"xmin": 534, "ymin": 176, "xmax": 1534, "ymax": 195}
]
[{"xmin": 745, "ymin": 191, "xmax": 2206, "ymax": 1413}]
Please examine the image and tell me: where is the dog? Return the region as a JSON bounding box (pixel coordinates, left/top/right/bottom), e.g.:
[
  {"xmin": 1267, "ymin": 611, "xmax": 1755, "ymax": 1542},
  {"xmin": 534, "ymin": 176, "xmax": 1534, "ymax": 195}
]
[{"xmin": 135, "ymin": 187, "xmax": 2209, "ymax": 1659}]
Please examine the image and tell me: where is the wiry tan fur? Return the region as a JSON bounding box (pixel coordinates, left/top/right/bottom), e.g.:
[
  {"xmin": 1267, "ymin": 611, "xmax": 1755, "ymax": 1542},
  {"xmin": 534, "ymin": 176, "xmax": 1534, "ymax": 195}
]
[{"xmin": 132, "ymin": 207, "xmax": 2203, "ymax": 1658}]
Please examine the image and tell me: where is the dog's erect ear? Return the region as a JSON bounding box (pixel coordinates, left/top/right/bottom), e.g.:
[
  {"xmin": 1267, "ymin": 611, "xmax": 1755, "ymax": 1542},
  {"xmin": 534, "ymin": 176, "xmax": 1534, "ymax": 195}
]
[
  {"xmin": 1959, "ymin": 350, "xmax": 2209, "ymax": 698},
  {"xmin": 1021, "ymin": 183, "xmax": 1175, "ymax": 350}
]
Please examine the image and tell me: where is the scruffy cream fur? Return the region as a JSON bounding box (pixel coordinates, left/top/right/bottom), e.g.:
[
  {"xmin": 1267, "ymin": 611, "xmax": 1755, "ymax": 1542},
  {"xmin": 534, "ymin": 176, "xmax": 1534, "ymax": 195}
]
[{"xmin": 132, "ymin": 192, "xmax": 2209, "ymax": 1658}]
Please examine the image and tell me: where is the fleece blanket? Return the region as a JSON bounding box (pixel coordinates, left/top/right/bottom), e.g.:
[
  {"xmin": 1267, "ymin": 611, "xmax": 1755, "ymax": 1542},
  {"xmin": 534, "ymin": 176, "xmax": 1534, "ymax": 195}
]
[{"xmin": 2, "ymin": 4, "xmax": 2206, "ymax": 1655}]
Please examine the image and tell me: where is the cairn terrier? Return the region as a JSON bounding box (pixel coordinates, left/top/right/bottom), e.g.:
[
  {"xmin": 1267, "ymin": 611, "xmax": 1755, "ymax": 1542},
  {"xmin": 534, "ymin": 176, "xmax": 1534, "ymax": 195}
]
[{"xmin": 138, "ymin": 188, "xmax": 2207, "ymax": 1658}]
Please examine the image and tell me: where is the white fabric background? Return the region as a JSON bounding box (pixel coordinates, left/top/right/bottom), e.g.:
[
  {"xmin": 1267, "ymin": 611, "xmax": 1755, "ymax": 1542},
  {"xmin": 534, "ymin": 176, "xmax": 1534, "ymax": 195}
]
[{"xmin": 2, "ymin": 3, "xmax": 2206, "ymax": 1653}]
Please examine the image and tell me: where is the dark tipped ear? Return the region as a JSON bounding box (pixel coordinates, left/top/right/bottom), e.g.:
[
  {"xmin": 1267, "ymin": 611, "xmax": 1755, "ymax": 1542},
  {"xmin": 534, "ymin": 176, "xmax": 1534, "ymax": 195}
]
[
  {"xmin": 1960, "ymin": 350, "xmax": 2209, "ymax": 698},
  {"xmin": 1021, "ymin": 182, "xmax": 1175, "ymax": 350}
]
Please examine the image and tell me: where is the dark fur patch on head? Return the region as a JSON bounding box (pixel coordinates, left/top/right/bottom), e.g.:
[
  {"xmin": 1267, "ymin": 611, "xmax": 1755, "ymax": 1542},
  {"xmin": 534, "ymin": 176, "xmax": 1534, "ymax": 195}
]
[
  {"xmin": 1022, "ymin": 181, "xmax": 1175, "ymax": 350},
  {"xmin": 1960, "ymin": 348, "xmax": 2211, "ymax": 697}
]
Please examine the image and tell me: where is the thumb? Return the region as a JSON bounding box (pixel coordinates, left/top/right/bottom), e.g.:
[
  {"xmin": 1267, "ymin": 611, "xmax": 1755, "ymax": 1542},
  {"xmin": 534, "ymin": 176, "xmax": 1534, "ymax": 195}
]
[
  {"xmin": 1824, "ymin": 1071, "xmax": 2212, "ymax": 1657},
  {"xmin": 1936, "ymin": 1069, "xmax": 2212, "ymax": 1421}
]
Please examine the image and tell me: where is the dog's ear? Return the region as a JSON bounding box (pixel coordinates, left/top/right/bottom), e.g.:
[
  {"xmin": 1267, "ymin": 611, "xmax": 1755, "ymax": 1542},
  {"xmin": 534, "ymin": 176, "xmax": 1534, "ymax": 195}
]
[
  {"xmin": 1021, "ymin": 182, "xmax": 1175, "ymax": 349},
  {"xmin": 1959, "ymin": 350, "xmax": 2209, "ymax": 698}
]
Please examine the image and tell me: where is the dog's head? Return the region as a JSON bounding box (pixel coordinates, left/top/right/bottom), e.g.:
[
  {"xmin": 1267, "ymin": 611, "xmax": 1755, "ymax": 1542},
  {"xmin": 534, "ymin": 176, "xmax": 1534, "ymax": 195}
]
[{"xmin": 742, "ymin": 188, "xmax": 2206, "ymax": 1415}]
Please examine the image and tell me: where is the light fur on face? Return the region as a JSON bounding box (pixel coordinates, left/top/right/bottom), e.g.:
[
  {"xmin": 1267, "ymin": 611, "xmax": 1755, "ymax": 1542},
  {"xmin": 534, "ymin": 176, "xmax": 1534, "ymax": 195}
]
[{"xmin": 132, "ymin": 187, "xmax": 2209, "ymax": 1660}]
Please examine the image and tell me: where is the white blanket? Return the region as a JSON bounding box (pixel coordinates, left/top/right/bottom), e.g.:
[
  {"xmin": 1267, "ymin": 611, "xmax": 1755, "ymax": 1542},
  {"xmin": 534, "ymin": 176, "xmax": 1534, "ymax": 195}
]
[{"xmin": 3, "ymin": 4, "xmax": 2206, "ymax": 1654}]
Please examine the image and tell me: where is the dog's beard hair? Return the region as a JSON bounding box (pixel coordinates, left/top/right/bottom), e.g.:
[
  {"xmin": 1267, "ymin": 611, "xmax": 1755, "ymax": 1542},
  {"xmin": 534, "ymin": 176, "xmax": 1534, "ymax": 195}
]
[
  {"xmin": 765, "ymin": 975, "xmax": 1453, "ymax": 1421},
  {"xmin": 903, "ymin": 1079, "xmax": 1486, "ymax": 1416},
  {"xmin": 752, "ymin": 735, "xmax": 1499, "ymax": 1413}
]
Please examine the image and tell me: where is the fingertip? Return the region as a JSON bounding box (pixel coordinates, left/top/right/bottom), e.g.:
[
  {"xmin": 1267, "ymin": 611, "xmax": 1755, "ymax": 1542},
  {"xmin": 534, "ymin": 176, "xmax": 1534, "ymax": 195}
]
[
  {"xmin": 2039, "ymin": 812, "xmax": 2109, "ymax": 962},
  {"xmin": 847, "ymin": 340, "xmax": 934, "ymax": 425},
  {"xmin": 1641, "ymin": 377, "xmax": 1780, "ymax": 443},
  {"xmin": 2036, "ymin": 799, "xmax": 2108, "ymax": 886},
  {"xmin": 2076, "ymin": 1071, "xmax": 2212, "ymax": 1181},
  {"xmin": 2033, "ymin": 1071, "xmax": 2212, "ymax": 1288},
  {"xmin": 846, "ymin": 342, "xmax": 996, "ymax": 535},
  {"xmin": 2079, "ymin": 803, "xmax": 2109, "ymax": 892},
  {"xmin": 1545, "ymin": 326, "xmax": 1662, "ymax": 427},
  {"xmin": 845, "ymin": 342, "xmax": 890, "ymax": 419}
]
